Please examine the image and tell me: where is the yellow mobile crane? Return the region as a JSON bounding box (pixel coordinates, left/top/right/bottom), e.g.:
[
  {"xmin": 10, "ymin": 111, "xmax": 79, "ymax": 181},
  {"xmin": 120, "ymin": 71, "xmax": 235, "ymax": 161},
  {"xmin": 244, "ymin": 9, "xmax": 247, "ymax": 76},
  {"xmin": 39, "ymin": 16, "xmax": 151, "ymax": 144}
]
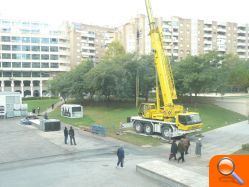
[{"xmin": 129, "ymin": 0, "xmax": 203, "ymax": 139}]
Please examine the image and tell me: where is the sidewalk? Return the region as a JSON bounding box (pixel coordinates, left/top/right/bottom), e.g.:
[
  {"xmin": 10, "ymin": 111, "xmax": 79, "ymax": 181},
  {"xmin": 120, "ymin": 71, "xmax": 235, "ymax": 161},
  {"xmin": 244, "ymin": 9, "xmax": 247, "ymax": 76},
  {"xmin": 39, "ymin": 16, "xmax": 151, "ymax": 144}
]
[{"xmin": 41, "ymin": 99, "xmax": 64, "ymax": 115}]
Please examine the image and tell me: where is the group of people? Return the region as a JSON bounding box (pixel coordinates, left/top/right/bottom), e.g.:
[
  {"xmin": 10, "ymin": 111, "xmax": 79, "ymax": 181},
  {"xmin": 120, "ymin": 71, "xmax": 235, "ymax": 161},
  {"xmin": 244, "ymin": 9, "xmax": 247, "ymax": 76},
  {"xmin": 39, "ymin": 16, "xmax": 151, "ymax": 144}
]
[
  {"xmin": 64, "ymin": 126, "xmax": 77, "ymax": 145},
  {"xmin": 169, "ymin": 136, "xmax": 202, "ymax": 163},
  {"xmin": 32, "ymin": 106, "xmax": 40, "ymax": 115}
]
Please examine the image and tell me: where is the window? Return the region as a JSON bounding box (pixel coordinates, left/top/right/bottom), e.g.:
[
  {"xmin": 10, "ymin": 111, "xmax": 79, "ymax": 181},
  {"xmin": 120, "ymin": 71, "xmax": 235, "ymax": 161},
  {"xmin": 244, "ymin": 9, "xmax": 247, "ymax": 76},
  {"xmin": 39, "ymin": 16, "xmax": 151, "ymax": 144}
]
[
  {"xmin": 72, "ymin": 107, "xmax": 82, "ymax": 112},
  {"xmin": 23, "ymin": 72, "xmax": 31, "ymax": 77},
  {"xmin": 31, "ymin": 37, "xmax": 40, "ymax": 43},
  {"xmin": 3, "ymin": 72, "xmax": 12, "ymax": 77},
  {"xmin": 1, "ymin": 36, "xmax": 10, "ymax": 42},
  {"xmin": 50, "ymin": 55, "xmax": 58, "ymax": 60},
  {"xmin": 41, "ymin": 72, "xmax": 50, "ymax": 77},
  {"xmin": 41, "ymin": 54, "xmax": 49, "ymax": 60},
  {"xmin": 50, "ymin": 38, "xmax": 58, "ymax": 44},
  {"xmin": 50, "ymin": 46, "xmax": 58, "ymax": 52},
  {"xmin": 41, "ymin": 63, "xmax": 49, "ymax": 68},
  {"xmin": 2, "ymin": 45, "xmax": 11, "ymax": 50},
  {"xmin": 22, "ymin": 54, "xmax": 31, "ymax": 60},
  {"xmin": 32, "ymin": 63, "xmax": 40, "ymax": 68},
  {"xmin": 31, "ymin": 46, "xmax": 40, "ymax": 51},
  {"xmin": 22, "ymin": 45, "xmax": 30, "ymax": 51},
  {"xmin": 12, "ymin": 37, "xmax": 22, "ymax": 43},
  {"xmin": 59, "ymin": 55, "xmax": 67, "ymax": 59},
  {"xmin": 13, "ymin": 72, "xmax": 21, "ymax": 77},
  {"xmin": 59, "ymin": 47, "xmax": 67, "ymax": 51},
  {"xmin": 12, "ymin": 62, "xmax": 21, "ymax": 68},
  {"xmin": 59, "ymin": 39, "xmax": 67, "ymax": 43},
  {"xmin": 1, "ymin": 28, "xmax": 11, "ymax": 33},
  {"xmin": 12, "ymin": 45, "xmax": 22, "ymax": 51},
  {"xmin": 12, "ymin": 54, "xmax": 22, "ymax": 59},
  {"xmin": 22, "ymin": 37, "xmax": 30, "ymax": 43},
  {"xmin": 50, "ymin": 63, "xmax": 59, "ymax": 68},
  {"xmin": 2, "ymin": 62, "xmax": 11, "ymax": 67},
  {"xmin": 32, "ymin": 54, "xmax": 40, "ymax": 60},
  {"xmin": 2, "ymin": 53, "xmax": 11, "ymax": 59},
  {"xmin": 41, "ymin": 46, "xmax": 49, "ymax": 52},
  {"xmin": 22, "ymin": 62, "xmax": 31, "ymax": 68},
  {"xmin": 32, "ymin": 72, "xmax": 40, "ymax": 77},
  {"xmin": 41, "ymin": 38, "xmax": 49, "ymax": 43}
]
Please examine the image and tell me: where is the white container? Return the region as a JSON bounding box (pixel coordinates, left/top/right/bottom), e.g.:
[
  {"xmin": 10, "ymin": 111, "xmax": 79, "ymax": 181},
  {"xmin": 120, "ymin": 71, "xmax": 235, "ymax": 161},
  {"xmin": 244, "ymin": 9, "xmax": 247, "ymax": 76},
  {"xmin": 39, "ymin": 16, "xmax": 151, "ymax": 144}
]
[{"xmin": 61, "ymin": 104, "xmax": 83, "ymax": 118}]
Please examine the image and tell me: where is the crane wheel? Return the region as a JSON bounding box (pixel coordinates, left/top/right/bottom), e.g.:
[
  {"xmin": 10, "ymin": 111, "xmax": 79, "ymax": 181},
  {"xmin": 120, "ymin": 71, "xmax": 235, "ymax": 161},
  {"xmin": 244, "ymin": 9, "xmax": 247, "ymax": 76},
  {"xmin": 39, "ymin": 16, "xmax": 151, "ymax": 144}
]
[
  {"xmin": 161, "ymin": 126, "xmax": 173, "ymax": 139},
  {"xmin": 144, "ymin": 124, "xmax": 153, "ymax": 135},
  {"xmin": 134, "ymin": 121, "xmax": 144, "ymax": 133}
]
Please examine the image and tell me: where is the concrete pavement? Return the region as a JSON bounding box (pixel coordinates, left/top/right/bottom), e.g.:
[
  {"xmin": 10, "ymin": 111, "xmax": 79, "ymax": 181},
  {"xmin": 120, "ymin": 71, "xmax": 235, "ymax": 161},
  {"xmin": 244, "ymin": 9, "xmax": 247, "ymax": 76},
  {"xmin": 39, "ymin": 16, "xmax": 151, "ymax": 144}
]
[{"xmin": 0, "ymin": 118, "xmax": 164, "ymax": 187}]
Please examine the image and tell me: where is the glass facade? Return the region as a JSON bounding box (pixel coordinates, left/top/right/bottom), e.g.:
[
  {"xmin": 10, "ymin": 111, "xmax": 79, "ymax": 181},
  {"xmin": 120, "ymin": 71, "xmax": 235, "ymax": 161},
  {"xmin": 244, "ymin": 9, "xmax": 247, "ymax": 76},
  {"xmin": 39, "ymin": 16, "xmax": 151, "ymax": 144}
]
[{"xmin": 0, "ymin": 18, "xmax": 70, "ymax": 96}]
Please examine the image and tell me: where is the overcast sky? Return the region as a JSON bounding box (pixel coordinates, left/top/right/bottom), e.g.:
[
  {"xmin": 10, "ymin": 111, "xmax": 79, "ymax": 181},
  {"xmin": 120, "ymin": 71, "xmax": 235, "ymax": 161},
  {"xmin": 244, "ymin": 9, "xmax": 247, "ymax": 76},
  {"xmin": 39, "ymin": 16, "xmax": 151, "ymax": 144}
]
[{"xmin": 0, "ymin": 0, "xmax": 249, "ymax": 26}]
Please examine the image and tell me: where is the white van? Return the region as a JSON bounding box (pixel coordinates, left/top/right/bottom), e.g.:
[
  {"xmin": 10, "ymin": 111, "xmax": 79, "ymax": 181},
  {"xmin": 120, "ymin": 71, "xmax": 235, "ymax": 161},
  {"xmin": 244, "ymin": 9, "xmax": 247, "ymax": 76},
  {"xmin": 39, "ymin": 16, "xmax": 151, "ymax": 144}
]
[{"xmin": 61, "ymin": 104, "xmax": 83, "ymax": 118}]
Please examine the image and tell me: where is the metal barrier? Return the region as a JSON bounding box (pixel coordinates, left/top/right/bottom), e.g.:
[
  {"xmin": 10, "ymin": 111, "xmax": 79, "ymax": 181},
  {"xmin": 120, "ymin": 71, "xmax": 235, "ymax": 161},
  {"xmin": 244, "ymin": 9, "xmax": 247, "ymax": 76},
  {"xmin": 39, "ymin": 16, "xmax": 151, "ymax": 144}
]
[{"xmin": 91, "ymin": 124, "xmax": 106, "ymax": 136}]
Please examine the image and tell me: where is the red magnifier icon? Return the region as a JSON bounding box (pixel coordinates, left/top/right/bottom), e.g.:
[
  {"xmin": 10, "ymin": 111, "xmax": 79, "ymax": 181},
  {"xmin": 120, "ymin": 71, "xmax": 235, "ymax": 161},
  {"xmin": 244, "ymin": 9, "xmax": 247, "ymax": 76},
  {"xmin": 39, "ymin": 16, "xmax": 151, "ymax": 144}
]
[{"xmin": 217, "ymin": 157, "xmax": 244, "ymax": 185}]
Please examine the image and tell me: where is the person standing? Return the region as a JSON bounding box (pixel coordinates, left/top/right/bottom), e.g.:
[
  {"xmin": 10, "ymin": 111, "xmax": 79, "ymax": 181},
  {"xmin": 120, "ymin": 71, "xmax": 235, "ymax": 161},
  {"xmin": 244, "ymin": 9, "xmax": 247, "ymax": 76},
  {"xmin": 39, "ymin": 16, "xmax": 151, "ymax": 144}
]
[
  {"xmin": 116, "ymin": 146, "xmax": 125, "ymax": 168},
  {"xmin": 51, "ymin": 103, "xmax": 54, "ymax": 110},
  {"xmin": 169, "ymin": 140, "xmax": 178, "ymax": 160},
  {"xmin": 195, "ymin": 138, "xmax": 202, "ymax": 156},
  {"xmin": 177, "ymin": 138, "xmax": 185, "ymax": 163},
  {"xmin": 44, "ymin": 112, "xmax": 48, "ymax": 119},
  {"xmin": 183, "ymin": 136, "xmax": 191, "ymax": 154},
  {"xmin": 69, "ymin": 126, "xmax": 76, "ymax": 145},
  {"xmin": 37, "ymin": 106, "xmax": 40, "ymax": 116},
  {"xmin": 64, "ymin": 127, "xmax": 68, "ymax": 144}
]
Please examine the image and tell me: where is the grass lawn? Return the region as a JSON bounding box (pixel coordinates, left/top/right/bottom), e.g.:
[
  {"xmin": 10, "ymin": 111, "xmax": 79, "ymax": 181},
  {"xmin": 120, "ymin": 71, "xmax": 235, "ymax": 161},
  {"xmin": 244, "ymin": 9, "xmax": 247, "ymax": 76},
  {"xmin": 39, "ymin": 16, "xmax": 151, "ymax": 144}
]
[
  {"xmin": 48, "ymin": 102, "xmax": 247, "ymax": 146},
  {"xmin": 190, "ymin": 104, "xmax": 247, "ymax": 132},
  {"xmin": 23, "ymin": 98, "xmax": 60, "ymax": 112}
]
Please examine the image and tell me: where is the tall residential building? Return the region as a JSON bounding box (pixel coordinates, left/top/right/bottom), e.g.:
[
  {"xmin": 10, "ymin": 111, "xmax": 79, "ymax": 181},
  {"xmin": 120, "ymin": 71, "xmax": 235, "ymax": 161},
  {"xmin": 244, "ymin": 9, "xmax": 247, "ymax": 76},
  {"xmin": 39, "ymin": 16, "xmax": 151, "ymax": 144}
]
[
  {"xmin": 70, "ymin": 23, "xmax": 115, "ymax": 66},
  {"xmin": 0, "ymin": 19, "xmax": 70, "ymax": 97},
  {"xmin": 115, "ymin": 14, "xmax": 151, "ymax": 55},
  {"xmin": 191, "ymin": 20, "xmax": 249, "ymax": 59},
  {"xmin": 116, "ymin": 15, "xmax": 249, "ymax": 60}
]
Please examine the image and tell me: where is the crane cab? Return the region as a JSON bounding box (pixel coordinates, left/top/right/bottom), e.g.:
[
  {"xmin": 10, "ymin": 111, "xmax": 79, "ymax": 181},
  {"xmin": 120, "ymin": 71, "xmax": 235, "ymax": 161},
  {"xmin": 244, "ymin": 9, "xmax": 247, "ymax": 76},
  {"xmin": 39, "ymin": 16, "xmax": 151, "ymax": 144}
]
[
  {"xmin": 176, "ymin": 112, "xmax": 203, "ymax": 131},
  {"xmin": 139, "ymin": 103, "xmax": 165, "ymax": 121}
]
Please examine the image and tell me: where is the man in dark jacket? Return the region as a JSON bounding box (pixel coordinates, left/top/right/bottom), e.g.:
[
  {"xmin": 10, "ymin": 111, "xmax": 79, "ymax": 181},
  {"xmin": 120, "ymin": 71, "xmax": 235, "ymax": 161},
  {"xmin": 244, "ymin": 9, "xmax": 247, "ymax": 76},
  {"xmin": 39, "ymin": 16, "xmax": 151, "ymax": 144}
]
[
  {"xmin": 69, "ymin": 126, "xmax": 76, "ymax": 145},
  {"xmin": 116, "ymin": 146, "xmax": 125, "ymax": 168},
  {"xmin": 169, "ymin": 139, "xmax": 178, "ymax": 160},
  {"xmin": 64, "ymin": 127, "xmax": 68, "ymax": 144},
  {"xmin": 177, "ymin": 138, "xmax": 185, "ymax": 163},
  {"xmin": 183, "ymin": 136, "xmax": 191, "ymax": 154}
]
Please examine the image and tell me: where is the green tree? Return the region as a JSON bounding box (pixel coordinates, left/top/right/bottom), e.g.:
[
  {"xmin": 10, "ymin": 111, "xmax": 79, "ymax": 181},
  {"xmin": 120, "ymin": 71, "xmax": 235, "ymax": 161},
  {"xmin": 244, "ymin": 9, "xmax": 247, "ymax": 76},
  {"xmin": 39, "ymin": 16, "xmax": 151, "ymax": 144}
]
[{"xmin": 104, "ymin": 41, "xmax": 125, "ymax": 58}]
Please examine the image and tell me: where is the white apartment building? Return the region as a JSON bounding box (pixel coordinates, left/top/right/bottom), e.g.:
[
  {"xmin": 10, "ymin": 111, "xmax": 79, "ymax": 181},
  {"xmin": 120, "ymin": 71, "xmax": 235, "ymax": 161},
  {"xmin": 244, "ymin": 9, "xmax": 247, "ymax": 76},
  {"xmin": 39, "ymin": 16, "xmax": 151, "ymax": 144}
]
[{"xmin": 0, "ymin": 19, "xmax": 70, "ymax": 97}]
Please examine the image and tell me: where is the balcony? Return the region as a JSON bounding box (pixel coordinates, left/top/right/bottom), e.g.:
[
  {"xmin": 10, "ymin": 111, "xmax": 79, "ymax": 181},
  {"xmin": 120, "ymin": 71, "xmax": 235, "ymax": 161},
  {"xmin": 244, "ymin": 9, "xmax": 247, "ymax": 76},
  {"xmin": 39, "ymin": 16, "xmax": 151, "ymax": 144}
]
[
  {"xmin": 204, "ymin": 33, "xmax": 212, "ymax": 38},
  {"xmin": 204, "ymin": 40, "xmax": 212, "ymax": 45},
  {"xmin": 217, "ymin": 47, "xmax": 226, "ymax": 52},
  {"xmin": 237, "ymin": 36, "xmax": 246, "ymax": 40},
  {"xmin": 204, "ymin": 27, "xmax": 212, "ymax": 32},
  {"xmin": 237, "ymin": 48, "xmax": 246, "ymax": 53},
  {"xmin": 204, "ymin": 47, "xmax": 212, "ymax": 51},
  {"xmin": 217, "ymin": 27, "xmax": 226, "ymax": 33},
  {"xmin": 237, "ymin": 42, "xmax": 246, "ymax": 47}
]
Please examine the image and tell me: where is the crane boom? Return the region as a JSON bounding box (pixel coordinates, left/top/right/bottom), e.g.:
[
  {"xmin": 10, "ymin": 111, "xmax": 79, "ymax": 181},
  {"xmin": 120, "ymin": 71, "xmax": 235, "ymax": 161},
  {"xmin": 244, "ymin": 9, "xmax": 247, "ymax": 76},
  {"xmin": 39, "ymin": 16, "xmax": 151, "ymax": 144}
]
[{"xmin": 145, "ymin": 0, "xmax": 177, "ymax": 108}]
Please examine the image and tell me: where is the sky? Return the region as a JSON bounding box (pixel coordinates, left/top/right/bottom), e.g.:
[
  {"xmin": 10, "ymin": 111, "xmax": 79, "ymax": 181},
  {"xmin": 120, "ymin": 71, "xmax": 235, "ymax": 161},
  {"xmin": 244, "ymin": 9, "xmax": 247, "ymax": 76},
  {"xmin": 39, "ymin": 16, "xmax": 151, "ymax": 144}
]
[{"xmin": 0, "ymin": 0, "xmax": 249, "ymax": 26}]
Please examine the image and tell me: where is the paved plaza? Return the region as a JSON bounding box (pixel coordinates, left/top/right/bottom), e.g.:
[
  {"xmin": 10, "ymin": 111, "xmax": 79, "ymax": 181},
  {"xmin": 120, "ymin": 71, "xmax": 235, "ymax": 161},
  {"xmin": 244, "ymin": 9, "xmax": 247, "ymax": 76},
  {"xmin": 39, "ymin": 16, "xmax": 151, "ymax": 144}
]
[{"xmin": 0, "ymin": 97, "xmax": 248, "ymax": 187}]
